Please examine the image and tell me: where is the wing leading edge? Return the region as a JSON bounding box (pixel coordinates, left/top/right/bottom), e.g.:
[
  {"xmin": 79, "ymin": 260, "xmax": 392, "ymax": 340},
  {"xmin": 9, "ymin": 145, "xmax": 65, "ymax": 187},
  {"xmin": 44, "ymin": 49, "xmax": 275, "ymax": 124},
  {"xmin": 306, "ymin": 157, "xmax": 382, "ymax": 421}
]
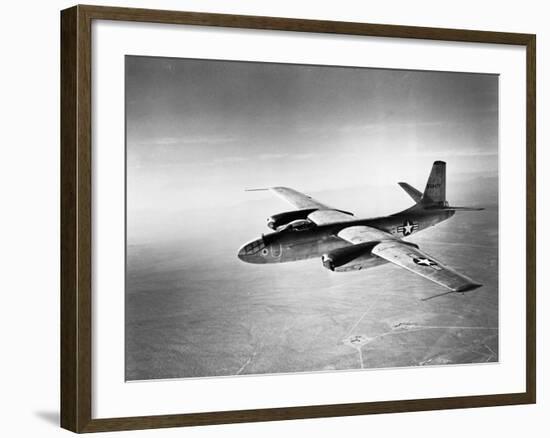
[
  {"xmin": 337, "ymin": 225, "xmax": 482, "ymax": 293},
  {"xmin": 372, "ymin": 241, "xmax": 482, "ymax": 293},
  {"xmin": 246, "ymin": 186, "xmax": 331, "ymax": 209},
  {"xmin": 247, "ymin": 186, "xmax": 355, "ymax": 225}
]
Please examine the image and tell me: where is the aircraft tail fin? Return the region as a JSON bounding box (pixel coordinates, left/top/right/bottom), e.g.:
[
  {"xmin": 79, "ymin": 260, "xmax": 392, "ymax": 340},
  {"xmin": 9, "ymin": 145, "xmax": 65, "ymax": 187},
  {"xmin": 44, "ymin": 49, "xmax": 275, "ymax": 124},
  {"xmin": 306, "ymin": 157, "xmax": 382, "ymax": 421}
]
[
  {"xmin": 421, "ymin": 161, "xmax": 447, "ymax": 207},
  {"xmin": 398, "ymin": 182, "xmax": 423, "ymax": 203}
]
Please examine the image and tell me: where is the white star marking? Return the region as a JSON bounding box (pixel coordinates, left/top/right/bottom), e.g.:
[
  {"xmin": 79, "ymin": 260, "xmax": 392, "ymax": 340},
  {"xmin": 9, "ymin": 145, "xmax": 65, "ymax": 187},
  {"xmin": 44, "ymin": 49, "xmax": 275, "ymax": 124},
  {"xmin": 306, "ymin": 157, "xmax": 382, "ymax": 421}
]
[
  {"xmin": 415, "ymin": 257, "xmax": 436, "ymax": 267},
  {"xmin": 398, "ymin": 220, "xmax": 418, "ymax": 236},
  {"xmin": 403, "ymin": 222, "xmax": 414, "ymax": 235}
]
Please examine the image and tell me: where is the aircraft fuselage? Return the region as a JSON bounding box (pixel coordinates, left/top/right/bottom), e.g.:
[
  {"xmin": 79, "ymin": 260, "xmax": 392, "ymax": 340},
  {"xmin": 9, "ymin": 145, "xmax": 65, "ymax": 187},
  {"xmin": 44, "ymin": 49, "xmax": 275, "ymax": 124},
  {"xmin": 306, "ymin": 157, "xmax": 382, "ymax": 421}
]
[{"xmin": 238, "ymin": 207, "xmax": 454, "ymax": 270}]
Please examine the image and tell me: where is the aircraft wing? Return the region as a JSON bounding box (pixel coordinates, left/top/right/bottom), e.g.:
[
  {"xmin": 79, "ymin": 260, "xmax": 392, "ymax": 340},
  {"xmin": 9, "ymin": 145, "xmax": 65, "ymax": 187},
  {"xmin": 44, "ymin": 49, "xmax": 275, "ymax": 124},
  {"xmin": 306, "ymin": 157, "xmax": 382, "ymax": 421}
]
[
  {"xmin": 247, "ymin": 186, "xmax": 355, "ymax": 225},
  {"xmin": 371, "ymin": 241, "xmax": 482, "ymax": 293},
  {"xmin": 337, "ymin": 226, "xmax": 481, "ymax": 293},
  {"xmin": 260, "ymin": 187, "xmax": 331, "ymax": 209},
  {"xmin": 337, "ymin": 225, "xmax": 394, "ymax": 243}
]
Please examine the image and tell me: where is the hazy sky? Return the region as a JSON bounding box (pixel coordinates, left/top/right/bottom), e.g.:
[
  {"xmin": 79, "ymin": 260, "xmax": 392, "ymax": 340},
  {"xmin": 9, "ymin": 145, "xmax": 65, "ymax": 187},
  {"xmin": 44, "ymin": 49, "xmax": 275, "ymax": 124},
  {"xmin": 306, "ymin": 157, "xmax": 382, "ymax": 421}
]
[{"xmin": 126, "ymin": 56, "xmax": 498, "ymax": 236}]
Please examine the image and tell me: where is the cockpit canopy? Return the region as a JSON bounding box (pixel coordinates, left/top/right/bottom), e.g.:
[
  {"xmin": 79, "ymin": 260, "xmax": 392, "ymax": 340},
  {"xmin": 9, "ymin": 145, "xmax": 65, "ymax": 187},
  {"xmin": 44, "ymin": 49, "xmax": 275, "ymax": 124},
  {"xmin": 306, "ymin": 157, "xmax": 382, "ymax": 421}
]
[{"xmin": 280, "ymin": 219, "xmax": 315, "ymax": 232}]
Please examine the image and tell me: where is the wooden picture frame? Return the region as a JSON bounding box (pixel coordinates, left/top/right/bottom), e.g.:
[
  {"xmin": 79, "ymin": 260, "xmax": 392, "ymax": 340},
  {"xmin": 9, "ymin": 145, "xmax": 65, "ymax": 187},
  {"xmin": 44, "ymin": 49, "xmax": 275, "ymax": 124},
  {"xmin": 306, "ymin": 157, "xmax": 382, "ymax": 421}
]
[{"xmin": 61, "ymin": 4, "xmax": 536, "ymax": 433}]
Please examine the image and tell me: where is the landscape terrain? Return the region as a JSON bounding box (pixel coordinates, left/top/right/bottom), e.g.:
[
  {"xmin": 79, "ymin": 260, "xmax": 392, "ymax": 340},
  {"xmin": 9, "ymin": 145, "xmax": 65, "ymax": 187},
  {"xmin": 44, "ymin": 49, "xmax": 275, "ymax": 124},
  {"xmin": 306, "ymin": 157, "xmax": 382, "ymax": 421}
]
[{"xmin": 125, "ymin": 178, "xmax": 498, "ymax": 380}]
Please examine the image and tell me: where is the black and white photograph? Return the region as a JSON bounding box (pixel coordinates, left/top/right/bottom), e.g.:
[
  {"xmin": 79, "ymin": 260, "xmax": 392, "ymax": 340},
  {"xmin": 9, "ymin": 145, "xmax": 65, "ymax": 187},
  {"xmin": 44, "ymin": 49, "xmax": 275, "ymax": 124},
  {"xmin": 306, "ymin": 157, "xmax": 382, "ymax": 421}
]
[{"xmin": 125, "ymin": 55, "xmax": 499, "ymax": 381}]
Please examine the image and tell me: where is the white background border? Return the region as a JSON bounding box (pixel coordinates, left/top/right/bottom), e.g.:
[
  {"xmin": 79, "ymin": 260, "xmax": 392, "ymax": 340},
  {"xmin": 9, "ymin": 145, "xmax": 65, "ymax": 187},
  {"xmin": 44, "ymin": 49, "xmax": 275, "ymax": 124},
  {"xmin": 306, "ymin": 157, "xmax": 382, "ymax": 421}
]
[
  {"xmin": 92, "ymin": 19, "xmax": 526, "ymax": 419},
  {"xmin": 2, "ymin": 1, "xmax": 548, "ymax": 437}
]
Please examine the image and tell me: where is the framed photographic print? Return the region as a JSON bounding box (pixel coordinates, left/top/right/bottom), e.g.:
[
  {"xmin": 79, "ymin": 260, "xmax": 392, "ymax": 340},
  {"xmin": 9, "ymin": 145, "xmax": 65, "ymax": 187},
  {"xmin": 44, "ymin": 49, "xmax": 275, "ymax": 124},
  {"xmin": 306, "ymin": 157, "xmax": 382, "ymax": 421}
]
[{"xmin": 60, "ymin": 5, "xmax": 536, "ymax": 433}]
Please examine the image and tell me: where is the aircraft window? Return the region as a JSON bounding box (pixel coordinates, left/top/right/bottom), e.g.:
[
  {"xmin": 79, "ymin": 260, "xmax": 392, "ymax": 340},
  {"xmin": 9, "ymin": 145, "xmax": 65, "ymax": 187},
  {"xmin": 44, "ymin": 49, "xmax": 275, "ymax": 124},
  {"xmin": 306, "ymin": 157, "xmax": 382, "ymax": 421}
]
[
  {"xmin": 244, "ymin": 239, "xmax": 265, "ymax": 254},
  {"xmin": 283, "ymin": 220, "xmax": 314, "ymax": 232}
]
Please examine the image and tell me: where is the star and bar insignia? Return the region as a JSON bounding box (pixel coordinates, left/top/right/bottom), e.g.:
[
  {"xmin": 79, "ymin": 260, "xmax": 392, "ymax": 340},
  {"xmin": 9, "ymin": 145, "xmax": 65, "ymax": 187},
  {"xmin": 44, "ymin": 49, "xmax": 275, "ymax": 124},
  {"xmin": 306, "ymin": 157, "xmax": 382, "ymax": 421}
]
[
  {"xmin": 411, "ymin": 256, "xmax": 442, "ymax": 271},
  {"xmin": 397, "ymin": 219, "xmax": 419, "ymax": 236}
]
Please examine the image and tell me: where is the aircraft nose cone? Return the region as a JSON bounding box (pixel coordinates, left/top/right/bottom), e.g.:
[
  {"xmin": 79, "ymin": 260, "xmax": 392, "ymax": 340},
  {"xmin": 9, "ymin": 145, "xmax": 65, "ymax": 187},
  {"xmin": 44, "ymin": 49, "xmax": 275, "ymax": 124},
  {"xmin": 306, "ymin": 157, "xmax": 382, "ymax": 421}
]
[
  {"xmin": 237, "ymin": 244, "xmax": 248, "ymax": 261},
  {"xmin": 237, "ymin": 238, "xmax": 267, "ymax": 263}
]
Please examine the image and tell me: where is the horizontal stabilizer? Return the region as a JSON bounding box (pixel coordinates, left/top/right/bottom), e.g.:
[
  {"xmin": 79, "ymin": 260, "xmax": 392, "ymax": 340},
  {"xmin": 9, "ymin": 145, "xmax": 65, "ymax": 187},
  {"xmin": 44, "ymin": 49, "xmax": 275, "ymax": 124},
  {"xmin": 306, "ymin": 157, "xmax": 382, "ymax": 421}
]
[
  {"xmin": 424, "ymin": 206, "xmax": 484, "ymax": 211},
  {"xmin": 446, "ymin": 206, "xmax": 484, "ymax": 211},
  {"xmin": 398, "ymin": 182, "xmax": 423, "ymax": 203}
]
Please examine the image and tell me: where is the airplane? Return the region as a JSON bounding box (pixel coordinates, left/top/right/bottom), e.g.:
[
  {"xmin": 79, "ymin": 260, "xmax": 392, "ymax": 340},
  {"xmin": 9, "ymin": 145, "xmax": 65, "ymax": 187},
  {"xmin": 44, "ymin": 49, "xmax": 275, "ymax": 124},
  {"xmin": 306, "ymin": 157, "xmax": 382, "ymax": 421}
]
[{"xmin": 237, "ymin": 161, "xmax": 484, "ymax": 299}]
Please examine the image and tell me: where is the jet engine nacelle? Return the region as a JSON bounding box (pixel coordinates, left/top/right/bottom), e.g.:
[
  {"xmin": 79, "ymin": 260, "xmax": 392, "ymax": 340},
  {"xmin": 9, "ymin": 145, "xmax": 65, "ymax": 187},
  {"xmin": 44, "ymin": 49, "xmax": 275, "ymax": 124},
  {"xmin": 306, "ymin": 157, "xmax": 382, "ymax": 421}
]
[
  {"xmin": 322, "ymin": 242, "xmax": 382, "ymax": 272},
  {"xmin": 267, "ymin": 208, "xmax": 318, "ymax": 230}
]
